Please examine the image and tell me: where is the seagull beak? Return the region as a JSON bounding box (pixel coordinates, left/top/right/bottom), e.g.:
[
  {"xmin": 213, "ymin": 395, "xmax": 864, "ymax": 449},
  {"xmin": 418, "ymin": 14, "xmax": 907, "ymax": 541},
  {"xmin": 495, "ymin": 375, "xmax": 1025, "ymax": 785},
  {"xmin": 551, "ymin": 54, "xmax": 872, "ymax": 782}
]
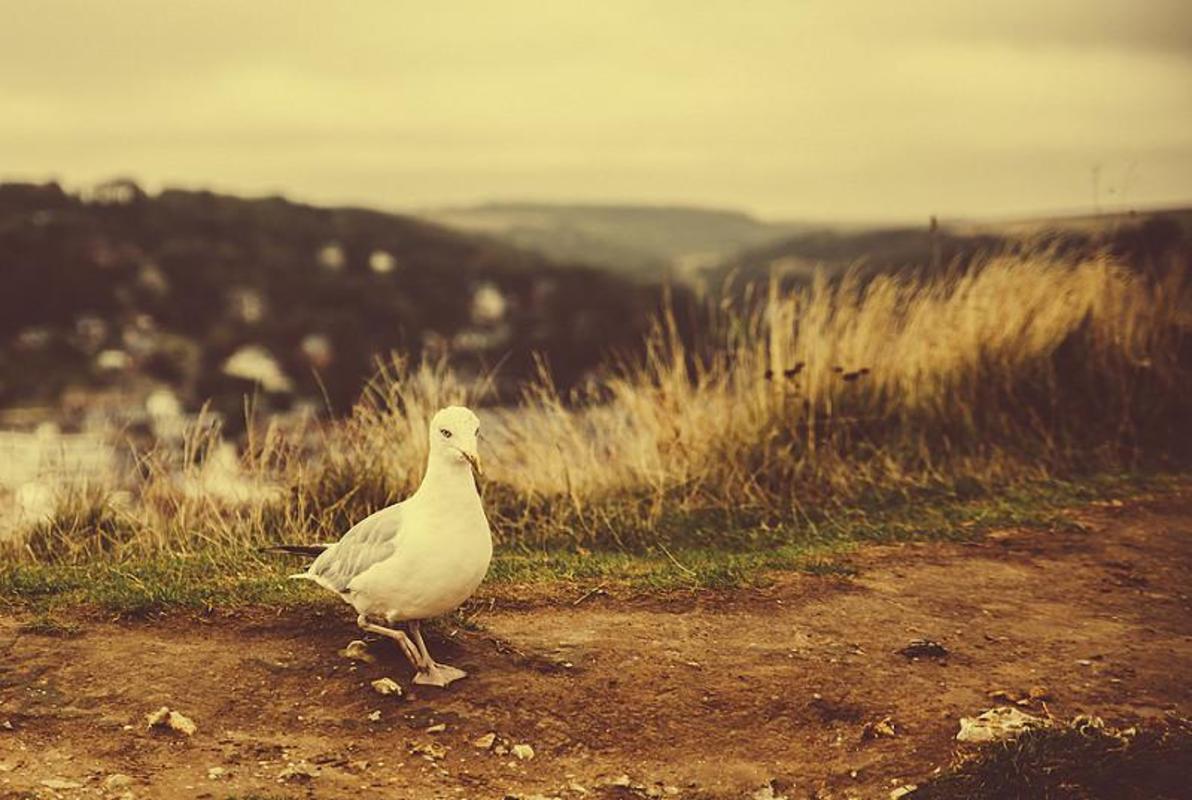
[{"xmin": 462, "ymin": 450, "xmax": 483, "ymax": 476}]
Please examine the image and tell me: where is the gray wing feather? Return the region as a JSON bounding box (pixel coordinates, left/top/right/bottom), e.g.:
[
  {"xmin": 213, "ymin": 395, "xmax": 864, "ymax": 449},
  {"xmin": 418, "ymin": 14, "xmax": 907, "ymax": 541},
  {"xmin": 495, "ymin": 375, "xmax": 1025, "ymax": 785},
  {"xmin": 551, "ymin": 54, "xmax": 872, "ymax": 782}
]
[{"xmin": 307, "ymin": 504, "xmax": 403, "ymax": 592}]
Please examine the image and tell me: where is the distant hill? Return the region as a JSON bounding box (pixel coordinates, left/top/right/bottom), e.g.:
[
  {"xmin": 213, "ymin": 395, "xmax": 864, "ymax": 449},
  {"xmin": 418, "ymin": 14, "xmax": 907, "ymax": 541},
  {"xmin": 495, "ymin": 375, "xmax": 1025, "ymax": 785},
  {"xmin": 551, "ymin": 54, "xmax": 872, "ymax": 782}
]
[
  {"xmin": 420, "ymin": 202, "xmax": 808, "ymax": 277},
  {"xmin": 718, "ymin": 208, "xmax": 1192, "ymax": 286},
  {"xmin": 0, "ymin": 182, "xmax": 678, "ymax": 423}
]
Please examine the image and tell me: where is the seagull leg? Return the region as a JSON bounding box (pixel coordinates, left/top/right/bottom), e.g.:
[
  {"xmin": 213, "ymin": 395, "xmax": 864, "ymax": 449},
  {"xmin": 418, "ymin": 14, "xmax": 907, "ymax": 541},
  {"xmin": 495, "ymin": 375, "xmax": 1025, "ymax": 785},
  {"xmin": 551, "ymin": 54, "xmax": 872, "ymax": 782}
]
[
  {"xmin": 356, "ymin": 614, "xmax": 423, "ymax": 672},
  {"xmin": 409, "ymin": 620, "xmax": 468, "ymax": 688}
]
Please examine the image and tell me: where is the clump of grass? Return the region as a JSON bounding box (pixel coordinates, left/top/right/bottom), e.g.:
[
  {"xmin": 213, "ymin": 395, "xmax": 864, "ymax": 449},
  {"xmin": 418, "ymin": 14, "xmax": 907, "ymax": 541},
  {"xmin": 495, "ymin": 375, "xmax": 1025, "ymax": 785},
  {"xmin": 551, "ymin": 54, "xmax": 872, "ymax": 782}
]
[
  {"xmin": 910, "ymin": 716, "xmax": 1192, "ymax": 799},
  {"xmin": 2, "ymin": 251, "xmax": 1187, "ymax": 565},
  {"xmin": 22, "ymin": 482, "xmax": 132, "ymax": 562}
]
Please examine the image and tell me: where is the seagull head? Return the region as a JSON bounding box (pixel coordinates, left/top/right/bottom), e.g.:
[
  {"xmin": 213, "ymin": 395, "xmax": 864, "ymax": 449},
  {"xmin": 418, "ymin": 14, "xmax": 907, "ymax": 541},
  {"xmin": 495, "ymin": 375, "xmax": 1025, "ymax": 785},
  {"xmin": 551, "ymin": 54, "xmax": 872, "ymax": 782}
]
[{"xmin": 429, "ymin": 405, "xmax": 483, "ymax": 475}]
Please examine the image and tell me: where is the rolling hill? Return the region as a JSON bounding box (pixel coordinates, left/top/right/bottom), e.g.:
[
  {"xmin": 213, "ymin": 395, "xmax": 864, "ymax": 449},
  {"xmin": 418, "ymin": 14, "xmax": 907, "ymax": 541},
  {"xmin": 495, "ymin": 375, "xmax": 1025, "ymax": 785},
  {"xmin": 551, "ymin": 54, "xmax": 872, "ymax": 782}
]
[
  {"xmin": 717, "ymin": 207, "xmax": 1192, "ymax": 285},
  {"xmin": 420, "ymin": 202, "xmax": 808, "ymax": 277},
  {"xmin": 0, "ymin": 182, "xmax": 679, "ymax": 423}
]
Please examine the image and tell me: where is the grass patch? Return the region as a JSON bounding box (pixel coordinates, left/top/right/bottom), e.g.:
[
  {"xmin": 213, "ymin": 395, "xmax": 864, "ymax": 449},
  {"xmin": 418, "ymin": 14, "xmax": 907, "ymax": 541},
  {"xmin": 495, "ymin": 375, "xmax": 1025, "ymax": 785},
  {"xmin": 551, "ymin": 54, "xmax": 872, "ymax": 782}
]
[
  {"xmin": 0, "ymin": 473, "xmax": 1173, "ymax": 616},
  {"xmin": 909, "ymin": 717, "xmax": 1192, "ymax": 799}
]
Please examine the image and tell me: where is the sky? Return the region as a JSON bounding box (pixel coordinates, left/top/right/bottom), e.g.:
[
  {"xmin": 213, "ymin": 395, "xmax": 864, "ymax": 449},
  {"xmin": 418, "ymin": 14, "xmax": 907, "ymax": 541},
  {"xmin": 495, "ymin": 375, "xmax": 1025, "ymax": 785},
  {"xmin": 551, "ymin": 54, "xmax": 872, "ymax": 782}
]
[{"xmin": 2, "ymin": 0, "xmax": 1190, "ymax": 222}]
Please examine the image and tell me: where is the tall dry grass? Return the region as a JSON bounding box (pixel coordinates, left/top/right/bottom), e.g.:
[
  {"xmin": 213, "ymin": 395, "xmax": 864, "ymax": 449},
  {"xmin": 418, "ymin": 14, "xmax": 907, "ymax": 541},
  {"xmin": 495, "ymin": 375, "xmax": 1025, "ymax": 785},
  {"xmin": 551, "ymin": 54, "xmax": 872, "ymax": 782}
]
[{"xmin": 10, "ymin": 250, "xmax": 1190, "ymax": 561}]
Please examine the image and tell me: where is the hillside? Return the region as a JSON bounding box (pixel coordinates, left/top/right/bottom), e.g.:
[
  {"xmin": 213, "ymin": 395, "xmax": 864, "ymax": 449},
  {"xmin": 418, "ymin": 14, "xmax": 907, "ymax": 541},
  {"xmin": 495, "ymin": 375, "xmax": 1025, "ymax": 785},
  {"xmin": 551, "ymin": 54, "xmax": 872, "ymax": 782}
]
[
  {"xmin": 0, "ymin": 182, "xmax": 675, "ymax": 423},
  {"xmin": 421, "ymin": 202, "xmax": 807, "ymax": 277},
  {"xmin": 719, "ymin": 208, "xmax": 1192, "ymax": 285}
]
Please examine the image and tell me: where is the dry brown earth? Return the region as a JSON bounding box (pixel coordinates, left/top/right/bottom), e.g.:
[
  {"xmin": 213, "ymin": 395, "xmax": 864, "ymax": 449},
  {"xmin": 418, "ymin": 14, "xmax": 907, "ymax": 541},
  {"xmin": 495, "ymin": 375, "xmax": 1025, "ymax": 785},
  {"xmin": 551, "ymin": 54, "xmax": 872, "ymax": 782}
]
[{"xmin": 2, "ymin": 491, "xmax": 1189, "ymax": 799}]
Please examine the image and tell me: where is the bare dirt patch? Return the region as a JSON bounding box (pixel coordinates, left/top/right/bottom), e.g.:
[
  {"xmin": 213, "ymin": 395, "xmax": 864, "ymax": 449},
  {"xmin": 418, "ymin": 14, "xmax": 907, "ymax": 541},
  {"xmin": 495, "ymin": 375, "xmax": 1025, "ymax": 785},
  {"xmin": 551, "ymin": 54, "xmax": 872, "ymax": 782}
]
[{"xmin": 2, "ymin": 491, "xmax": 1190, "ymax": 799}]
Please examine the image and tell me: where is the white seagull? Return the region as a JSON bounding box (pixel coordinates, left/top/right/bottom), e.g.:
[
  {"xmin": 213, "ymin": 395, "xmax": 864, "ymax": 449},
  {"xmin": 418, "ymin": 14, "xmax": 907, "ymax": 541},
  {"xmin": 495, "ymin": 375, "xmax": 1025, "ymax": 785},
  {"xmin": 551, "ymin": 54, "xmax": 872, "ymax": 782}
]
[{"xmin": 269, "ymin": 406, "xmax": 492, "ymax": 687}]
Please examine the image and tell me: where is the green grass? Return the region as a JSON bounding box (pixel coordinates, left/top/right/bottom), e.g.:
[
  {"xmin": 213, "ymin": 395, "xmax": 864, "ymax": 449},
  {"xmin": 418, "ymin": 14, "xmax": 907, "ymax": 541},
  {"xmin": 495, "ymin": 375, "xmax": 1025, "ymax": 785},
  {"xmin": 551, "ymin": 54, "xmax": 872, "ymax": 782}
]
[{"xmin": 0, "ymin": 472, "xmax": 1178, "ymax": 619}]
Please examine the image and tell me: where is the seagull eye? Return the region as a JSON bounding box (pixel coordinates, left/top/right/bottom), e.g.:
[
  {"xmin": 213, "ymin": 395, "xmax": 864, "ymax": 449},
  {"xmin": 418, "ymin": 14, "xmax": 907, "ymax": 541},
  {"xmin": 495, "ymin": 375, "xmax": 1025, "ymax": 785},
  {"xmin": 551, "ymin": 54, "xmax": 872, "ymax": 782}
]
[{"xmin": 440, "ymin": 428, "xmax": 452, "ymax": 439}]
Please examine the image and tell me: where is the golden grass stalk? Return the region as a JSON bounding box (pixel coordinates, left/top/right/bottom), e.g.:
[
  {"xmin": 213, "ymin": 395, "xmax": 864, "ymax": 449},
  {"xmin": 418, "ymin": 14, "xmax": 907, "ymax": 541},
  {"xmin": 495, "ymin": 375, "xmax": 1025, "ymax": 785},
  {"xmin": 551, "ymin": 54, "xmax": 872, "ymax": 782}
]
[{"xmin": 11, "ymin": 250, "xmax": 1189, "ymax": 561}]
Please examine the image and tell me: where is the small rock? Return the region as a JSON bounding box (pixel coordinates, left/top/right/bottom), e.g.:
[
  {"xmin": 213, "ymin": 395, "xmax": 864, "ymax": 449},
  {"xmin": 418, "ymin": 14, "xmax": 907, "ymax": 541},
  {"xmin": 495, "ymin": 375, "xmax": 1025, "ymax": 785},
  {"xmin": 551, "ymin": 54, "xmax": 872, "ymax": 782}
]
[
  {"xmin": 861, "ymin": 716, "xmax": 897, "ymax": 739},
  {"xmin": 751, "ymin": 783, "xmax": 790, "ymax": 800},
  {"xmin": 472, "ymin": 732, "xmax": 497, "ymax": 749},
  {"xmin": 890, "ymin": 785, "xmax": 917, "ymax": 799},
  {"xmin": 957, "ymin": 706, "xmax": 1050, "ymax": 742},
  {"xmin": 605, "ymin": 774, "xmax": 633, "ymax": 788},
  {"xmin": 1076, "ymin": 658, "xmax": 1094, "ymax": 666},
  {"xmin": 146, "ymin": 707, "xmax": 196, "ymax": 736},
  {"xmin": 409, "ymin": 741, "xmax": 447, "ymax": 761},
  {"xmin": 340, "ymin": 640, "xmax": 375, "ymax": 663},
  {"xmin": 207, "ymin": 766, "xmax": 225, "ymax": 780},
  {"xmin": 511, "ymin": 743, "xmax": 535, "ymax": 760},
  {"xmin": 426, "ymin": 723, "xmax": 447, "ymax": 733},
  {"xmin": 370, "ymin": 677, "xmax": 403, "ymax": 696},
  {"xmin": 40, "ymin": 778, "xmax": 83, "ymax": 790},
  {"xmin": 104, "ymin": 774, "xmax": 134, "ymax": 790},
  {"xmin": 277, "ymin": 761, "xmax": 317, "ymax": 782},
  {"xmin": 367, "ymin": 710, "xmax": 382, "ymax": 722}
]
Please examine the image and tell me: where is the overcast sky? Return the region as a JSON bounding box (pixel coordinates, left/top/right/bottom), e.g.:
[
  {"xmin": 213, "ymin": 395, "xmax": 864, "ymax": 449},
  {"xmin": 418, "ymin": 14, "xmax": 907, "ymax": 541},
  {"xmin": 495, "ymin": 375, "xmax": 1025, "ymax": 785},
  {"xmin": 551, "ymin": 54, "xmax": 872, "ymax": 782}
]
[{"xmin": 2, "ymin": 0, "xmax": 1190, "ymax": 222}]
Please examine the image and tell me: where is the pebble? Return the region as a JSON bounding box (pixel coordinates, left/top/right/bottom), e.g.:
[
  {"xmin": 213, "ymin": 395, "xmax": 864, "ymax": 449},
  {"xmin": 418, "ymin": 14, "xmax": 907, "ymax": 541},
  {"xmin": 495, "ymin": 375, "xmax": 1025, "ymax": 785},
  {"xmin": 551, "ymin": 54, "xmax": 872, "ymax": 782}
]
[
  {"xmin": 370, "ymin": 677, "xmax": 402, "ymax": 696},
  {"xmin": 40, "ymin": 778, "xmax": 83, "ymax": 790},
  {"xmin": 472, "ymin": 732, "xmax": 497, "ymax": 749},
  {"xmin": 340, "ymin": 640, "xmax": 375, "ymax": 663},
  {"xmin": 751, "ymin": 784, "xmax": 789, "ymax": 800},
  {"xmin": 145, "ymin": 707, "xmax": 197, "ymax": 736},
  {"xmin": 861, "ymin": 716, "xmax": 897, "ymax": 739},
  {"xmin": 511, "ymin": 743, "xmax": 535, "ymax": 760},
  {"xmin": 277, "ymin": 761, "xmax": 316, "ymax": 782},
  {"xmin": 103, "ymin": 774, "xmax": 134, "ymax": 790},
  {"xmin": 410, "ymin": 742, "xmax": 447, "ymax": 761}
]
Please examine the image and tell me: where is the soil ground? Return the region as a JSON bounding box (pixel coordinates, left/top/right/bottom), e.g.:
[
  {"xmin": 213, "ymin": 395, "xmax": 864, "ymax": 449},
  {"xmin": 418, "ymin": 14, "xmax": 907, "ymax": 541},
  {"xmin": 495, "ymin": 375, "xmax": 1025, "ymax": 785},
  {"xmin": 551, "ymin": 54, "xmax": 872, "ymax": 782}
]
[{"xmin": 1, "ymin": 490, "xmax": 1190, "ymax": 800}]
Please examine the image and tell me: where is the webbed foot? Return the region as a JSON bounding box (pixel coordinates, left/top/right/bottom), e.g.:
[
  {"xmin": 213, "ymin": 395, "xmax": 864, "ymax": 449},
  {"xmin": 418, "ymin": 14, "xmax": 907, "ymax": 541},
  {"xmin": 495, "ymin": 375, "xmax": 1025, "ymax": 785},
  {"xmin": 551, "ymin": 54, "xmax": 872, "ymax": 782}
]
[{"xmin": 413, "ymin": 663, "xmax": 468, "ymax": 688}]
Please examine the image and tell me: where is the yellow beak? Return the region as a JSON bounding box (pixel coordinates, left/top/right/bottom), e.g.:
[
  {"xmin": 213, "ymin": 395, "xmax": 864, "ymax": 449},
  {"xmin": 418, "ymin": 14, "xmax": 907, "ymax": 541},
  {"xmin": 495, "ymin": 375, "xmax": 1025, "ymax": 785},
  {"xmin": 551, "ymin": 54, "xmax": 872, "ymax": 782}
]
[{"xmin": 462, "ymin": 450, "xmax": 483, "ymax": 476}]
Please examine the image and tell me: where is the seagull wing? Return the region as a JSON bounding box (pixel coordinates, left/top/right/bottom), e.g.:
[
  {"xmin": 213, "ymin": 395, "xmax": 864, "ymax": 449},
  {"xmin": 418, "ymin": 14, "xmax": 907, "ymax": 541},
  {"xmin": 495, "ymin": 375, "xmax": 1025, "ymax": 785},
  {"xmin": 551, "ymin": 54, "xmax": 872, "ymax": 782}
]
[{"xmin": 304, "ymin": 503, "xmax": 403, "ymax": 593}]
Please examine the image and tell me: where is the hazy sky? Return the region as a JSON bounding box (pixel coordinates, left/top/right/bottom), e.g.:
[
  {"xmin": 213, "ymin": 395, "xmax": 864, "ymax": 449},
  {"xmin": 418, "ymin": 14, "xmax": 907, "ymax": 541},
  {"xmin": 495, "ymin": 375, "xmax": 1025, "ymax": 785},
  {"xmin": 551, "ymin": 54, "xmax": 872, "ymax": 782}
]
[{"xmin": 3, "ymin": 1, "xmax": 1190, "ymax": 221}]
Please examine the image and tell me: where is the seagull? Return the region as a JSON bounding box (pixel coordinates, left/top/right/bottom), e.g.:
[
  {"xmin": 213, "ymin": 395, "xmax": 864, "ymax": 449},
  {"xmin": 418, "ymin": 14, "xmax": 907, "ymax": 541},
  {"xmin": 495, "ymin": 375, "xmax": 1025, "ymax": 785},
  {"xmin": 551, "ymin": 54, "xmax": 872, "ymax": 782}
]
[{"xmin": 267, "ymin": 405, "xmax": 492, "ymax": 687}]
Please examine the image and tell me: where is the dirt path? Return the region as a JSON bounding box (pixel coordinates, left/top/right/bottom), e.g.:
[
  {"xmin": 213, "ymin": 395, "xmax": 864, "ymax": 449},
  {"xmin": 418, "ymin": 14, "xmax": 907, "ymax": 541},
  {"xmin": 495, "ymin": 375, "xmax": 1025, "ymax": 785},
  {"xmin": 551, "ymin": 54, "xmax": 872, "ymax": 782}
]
[{"xmin": 2, "ymin": 490, "xmax": 1190, "ymax": 799}]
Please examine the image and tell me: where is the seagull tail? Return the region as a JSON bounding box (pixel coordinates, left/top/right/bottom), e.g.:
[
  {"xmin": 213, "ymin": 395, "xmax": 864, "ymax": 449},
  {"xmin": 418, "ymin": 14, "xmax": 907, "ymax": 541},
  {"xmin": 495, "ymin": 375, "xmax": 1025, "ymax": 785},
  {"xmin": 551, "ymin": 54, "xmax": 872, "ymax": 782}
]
[{"xmin": 259, "ymin": 543, "xmax": 330, "ymax": 558}]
